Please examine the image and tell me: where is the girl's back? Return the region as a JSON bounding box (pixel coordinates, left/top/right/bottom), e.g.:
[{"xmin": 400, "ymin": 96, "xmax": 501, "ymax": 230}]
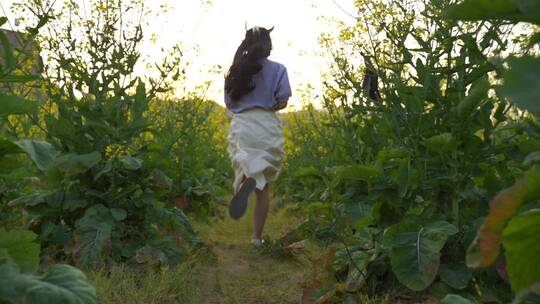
[{"xmin": 225, "ymin": 58, "xmax": 291, "ymax": 113}]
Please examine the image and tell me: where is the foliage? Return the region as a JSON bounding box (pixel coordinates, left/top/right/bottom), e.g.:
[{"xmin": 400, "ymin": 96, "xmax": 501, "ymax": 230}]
[
  {"xmin": 0, "ymin": 0, "xmax": 225, "ymax": 270},
  {"xmin": 0, "ymin": 263, "xmax": 97, "ymax": 304},
  {"xmin": 1, "ymin": 0, "xmax": 538, "ymax": 302},
  {"xmin": 444, "ymin": 0, "xmax": 540, "ymax": 24},
  {"xmin": 0, "ymin": 1, "xmax": 237, "ymax": 299},
  {"xmin": 0, "ymin": 13, "xmax": 94, "ymax": 304},
  {"xmin": 0, "ymin": 228, "xmax": 40, "ymax": 273},
  {"xmin": 276, "ymin": 0, "xmax": 539, "ymax": 302},
  {"xmin": 148, "ymin": 95, "xmax": 231, "ymax": 218},
  {"xmin": 87, "ymin": 258, "xmax": 206, "ymax": 304},
  {"xmin": 442, "ymin": 294, "xmax": 474, "ymax": 304},
  {"xmin": 446, "ymin": 0, "xmax": 540, "ymax": 301},
  {"xmin": 0, "ymin": 229, "xmax": 96, "ymax": 304},
  {"xmin": 382, "ymin": 221, "xmax": 458, "ymax": 291},
  {"xmin": 503, "ymin": 208, "xmax": 540, "ymax": 292},
  {"xmin": 497, "ymin": 56, "xmax": 540, "ymax": 114},
  {"xmin": 466, "ymin": 167, "xmax": 540, "ymax": 269}
]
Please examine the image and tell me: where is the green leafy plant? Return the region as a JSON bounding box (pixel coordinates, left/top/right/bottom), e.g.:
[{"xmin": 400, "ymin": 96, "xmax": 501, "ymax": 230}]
[
  {"xmin": 277, "ymin": 0, "xmax": 539, "ymax": 302},
  {"xmin": 0, "ymin": 229, "xmax": 97, "ymax": 304},
  {"xmin": 148, "ymin": 95, "xmax": 231, "ymax": 218},
  {"xmin": 0, "ymin": 16, "xmax": 95, "ymax": 303},
  {"xmin": 4, "ymin": 0, "xmax": 201, "ymax": 267},
  {"xmin": 382, "ymin": 221, "xmax": 458, "ymax": 291},
  {"xmin": 445, "ymin": 1, "xmax": 540, "ymax": 302}
]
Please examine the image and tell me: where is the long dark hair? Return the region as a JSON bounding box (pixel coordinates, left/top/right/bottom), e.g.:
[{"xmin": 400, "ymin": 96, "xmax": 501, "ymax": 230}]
[{"xmin": 225, "ymin": 26, "xmax": 274, "ymax": 102}]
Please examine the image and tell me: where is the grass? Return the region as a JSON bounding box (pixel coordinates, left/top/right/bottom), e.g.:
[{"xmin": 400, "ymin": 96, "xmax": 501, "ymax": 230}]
[
  {"xmin": 86, "ymin": 198, "xmax": 393, "ymax": 304},
  {"xmin": 190, "ymin": 200, "xmax": 312, "ymax": 304},
  {"xmin": 86, "ymin": 198, "xmax": 313, "ymax": 304},
  {"xmin": 87, "ymin": 248, "xmax": 212, "ymax": 303}
]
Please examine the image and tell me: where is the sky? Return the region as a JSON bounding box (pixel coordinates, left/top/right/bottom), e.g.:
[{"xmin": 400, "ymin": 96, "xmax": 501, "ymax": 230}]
[
  {"xmin": 142, "ymin": 0, "xmax": 357, "ymax": 109},
  {"xmin": 1, "ymin": 0, "xmax": 357, "ymax": 110}
]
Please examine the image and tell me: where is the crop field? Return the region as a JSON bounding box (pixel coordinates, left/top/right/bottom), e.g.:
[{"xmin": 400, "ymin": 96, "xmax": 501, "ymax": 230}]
[{"xmin": 0, "ymin": 0, "xmax": 539, "ymax": 303}]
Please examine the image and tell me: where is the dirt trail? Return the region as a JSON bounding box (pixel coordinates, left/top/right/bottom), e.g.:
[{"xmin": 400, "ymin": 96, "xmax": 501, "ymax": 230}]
[{"xmin": 191, "ymin": 203, "xmax": 313, "ymax": 304}]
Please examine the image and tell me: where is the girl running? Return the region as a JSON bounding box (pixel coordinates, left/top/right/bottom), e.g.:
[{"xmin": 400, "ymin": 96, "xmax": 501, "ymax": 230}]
[{"xmin": 225, "ymin": 26, "xmax": 292, "ymax": 246}]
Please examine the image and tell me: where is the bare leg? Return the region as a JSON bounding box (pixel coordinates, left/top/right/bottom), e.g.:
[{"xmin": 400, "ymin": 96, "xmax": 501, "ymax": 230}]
[{"xmin": 253, "ymin": 183, "xmax": 270, "ymax": 240}]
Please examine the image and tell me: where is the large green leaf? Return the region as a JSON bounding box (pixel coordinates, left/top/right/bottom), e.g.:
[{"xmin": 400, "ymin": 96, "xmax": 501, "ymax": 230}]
[
  {"xmin": 15, "ymin": 140, "xmax": 59, "ymax": 171},
  {"xmin": 0, "ymin": 229, "xmax": 40, "ymax": 272},
  {"xmin": 292, "ymin": 166, "xmax": 320, "ymax": 178},
  {"xmin": 376, "ymin": 149, "xmax": 410, "ymax": 163},
  {"xmin": 26, "ymin": 265, "xmax": 97, "ymax": 304},
  {"xmin": 383, "ymin": 221, "xmax": 458, "ymax": 291},
  {"xmin": 146, "ymin": 206, "xmax": 199, "ymax": 246},
  {"xmin": 344, "ymin": 249, "xmax": 377, "ymax": 292},
  {"xmin": 0, "ymin": 264, "xmax": 97, "ymax": 304},
  {"xmin": 503, "ymin": 209, "xmax": 540, "ymax": 292},
  {"xmin": 149, "ymin": 169, "xmax": 172, "ymax": 189},
  {"xmin": 0, "ymin": 31, "xmax": 15, "ymax": 69},
  {"xmin": 524, "ymin": 151, "xmax": 540, "ymax": 167},
  {"xmin": 74, "ymin": 205, "xmax": 113, "ymax": 267},
  {"xmin": 439, "ymin": 263, "xmax": 473, "ymax": 290},
  {"xmin": 110, "ymin": 208, "xmax": 127, "ymax": 221},
  {"xmin": 467, "ymin": 167, "xmax": 540, "ymax": 268},
  {"xmin": 515, "ymin": 0, "xmax": 540, "ymax": 20},
  {"xmin": 119, "ymin": 155, "xmax": 143, "ymax": 170},
  {"xmin": 424, "ymin": 133, "xmax": 459, "ymax": 154},
  {"xmin": 497, "ymin": 56, "xmax": 540, "ymax": 114},
  {"xmin": 56, "ymin": 152, "xmax": 101, "ymax": 175},
  {"xmin": 400, "ymin": 86, "xmax": 425, "ymax": 113},
  {"xmin": 140, "ymin": 207, "xmax": 200, "ymax": 266},
  {"xmin": 442, "ymin": 294, "xmax": 474, "ymax": 304},
  {"xmin": 334, "ymin": 164, "xmax": 383, "ymax": 183},
  {"xmin": 512, "ymin": 281, "xmax": 540, "ymax": 304},
  {"xmin": 44, "ymin": 115, "xmax": 81, "ymax": 147},
  {"xmin": 397, "ymin": 159, "xmax": 410, "ymax": 198},
  {"xmin": 0, "ymin": 264, "xmax": 38, "ymax": 303},
  {"xmin": 444, "ymin": 0, "xmax": 540, "ymax": 24},
  {"xmin": 0, "ymin": 138, "xmax": 22, "ymax": 156},
  {"xmin": 456, "ymin": 77, "xmax": 490, "ymax": 118},
  {"xmin": 121, "ymin": 117, "xmax": 152, "ymax": 137},
  {"xmin": 0, "ymin": 94, "xmax": 37, "ymax": 116},
  {"xmin": 7, "ymin": 193, "xmax": 47, "ymax": 208}
]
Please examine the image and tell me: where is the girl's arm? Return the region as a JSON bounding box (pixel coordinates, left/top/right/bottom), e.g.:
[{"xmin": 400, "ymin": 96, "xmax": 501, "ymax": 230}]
[{"xmin": 274, "ymin": 66, "xmax": 291, "ymax": 111}]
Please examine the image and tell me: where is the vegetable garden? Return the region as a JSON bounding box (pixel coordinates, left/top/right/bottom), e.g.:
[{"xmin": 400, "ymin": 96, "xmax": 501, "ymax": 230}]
[{"xmin": 0, "ymin": 0, "xmax": 539, "ymax": 303}]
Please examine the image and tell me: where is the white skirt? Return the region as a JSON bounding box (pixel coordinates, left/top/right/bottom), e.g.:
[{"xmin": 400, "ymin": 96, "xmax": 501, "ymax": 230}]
[{"xmin": 227, "ymin": 108, "xmax": 285, "ymax": 192}]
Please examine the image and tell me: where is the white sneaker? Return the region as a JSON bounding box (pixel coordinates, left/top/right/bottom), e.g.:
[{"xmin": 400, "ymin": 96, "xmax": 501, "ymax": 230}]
[{"xmin": 250, "ymin": 238, "xmax": 264, "ymax": 247}]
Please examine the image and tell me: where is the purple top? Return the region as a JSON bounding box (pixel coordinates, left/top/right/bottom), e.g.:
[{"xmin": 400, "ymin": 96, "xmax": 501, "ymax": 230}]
[{"xmin": 225, "ymin": 58, "xmax": 292, "ymax": 113}]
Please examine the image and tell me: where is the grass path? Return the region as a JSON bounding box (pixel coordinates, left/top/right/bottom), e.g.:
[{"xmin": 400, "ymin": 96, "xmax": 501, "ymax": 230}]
[
  {"xmin": 189, "ymin": 202, "xmax": 313, "ymax": 304},
  {"xmin": 89, "ymin": 201, "xmax": 316, "ymax": 304}
]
